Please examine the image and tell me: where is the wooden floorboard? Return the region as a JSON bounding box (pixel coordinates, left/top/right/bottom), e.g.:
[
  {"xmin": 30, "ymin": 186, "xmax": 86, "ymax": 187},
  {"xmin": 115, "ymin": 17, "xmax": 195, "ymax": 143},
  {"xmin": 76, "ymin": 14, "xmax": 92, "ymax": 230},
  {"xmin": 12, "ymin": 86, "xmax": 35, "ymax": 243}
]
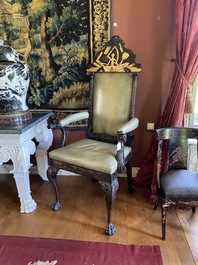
[{"xmin": 0, "ymin": 173, "xmax": 197, "ymax": 265}]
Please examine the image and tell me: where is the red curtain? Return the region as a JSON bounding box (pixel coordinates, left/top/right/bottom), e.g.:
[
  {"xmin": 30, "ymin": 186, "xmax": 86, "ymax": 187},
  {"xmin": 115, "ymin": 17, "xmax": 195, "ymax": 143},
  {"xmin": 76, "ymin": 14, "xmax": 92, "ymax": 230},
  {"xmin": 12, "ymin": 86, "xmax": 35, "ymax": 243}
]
[{"xmin": 133, "ymin": 0, "xmax": 198, "ymax": 203}]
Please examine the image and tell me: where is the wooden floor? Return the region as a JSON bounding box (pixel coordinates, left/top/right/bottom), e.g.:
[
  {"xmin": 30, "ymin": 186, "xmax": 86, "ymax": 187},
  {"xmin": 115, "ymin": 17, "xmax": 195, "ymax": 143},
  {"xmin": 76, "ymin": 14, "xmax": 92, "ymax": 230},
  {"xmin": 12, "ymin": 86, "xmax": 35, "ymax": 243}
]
[{"xmin": 0, "ymin": 173, "xmax": 198, "ymax": 265}]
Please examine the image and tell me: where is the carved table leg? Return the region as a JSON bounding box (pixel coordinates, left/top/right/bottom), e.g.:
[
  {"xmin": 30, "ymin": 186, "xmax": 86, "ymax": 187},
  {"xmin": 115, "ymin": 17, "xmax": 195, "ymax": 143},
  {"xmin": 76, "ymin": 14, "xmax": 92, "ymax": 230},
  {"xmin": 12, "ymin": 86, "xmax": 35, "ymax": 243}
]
[
  {"xmin": 99, "ymin": 178, "xmax": 119, "ymax": 235},
  {"xmin": 0, "ymin": 140, "xmax": 37, "ymax": 213},
  {"xmin": 13, "ymin": 171, "xmax": 37, "ymax": 213},
  {"xmin": 35, "ymin": 128, "xmax": 53, "ymax": 181}
]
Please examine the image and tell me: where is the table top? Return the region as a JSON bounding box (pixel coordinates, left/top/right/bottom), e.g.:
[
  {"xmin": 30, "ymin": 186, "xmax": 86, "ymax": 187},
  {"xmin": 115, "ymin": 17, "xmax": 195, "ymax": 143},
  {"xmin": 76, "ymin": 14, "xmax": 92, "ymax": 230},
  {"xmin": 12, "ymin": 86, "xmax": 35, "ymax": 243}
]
[{"xmin": 0, "ymin": 111, "xmax": 52, "ymax": 134}]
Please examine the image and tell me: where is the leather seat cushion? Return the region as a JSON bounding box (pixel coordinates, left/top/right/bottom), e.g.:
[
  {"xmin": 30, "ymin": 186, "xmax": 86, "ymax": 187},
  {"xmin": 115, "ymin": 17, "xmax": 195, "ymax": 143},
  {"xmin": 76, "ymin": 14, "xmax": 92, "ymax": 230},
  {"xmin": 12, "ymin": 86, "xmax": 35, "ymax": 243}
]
[
  {"xmin": 160, "ymin": 169, "xmax": 198, "ymax": 200},
  {"xmin": 49, "ymin": 138, "xmax": 131, "ymax": 174}
]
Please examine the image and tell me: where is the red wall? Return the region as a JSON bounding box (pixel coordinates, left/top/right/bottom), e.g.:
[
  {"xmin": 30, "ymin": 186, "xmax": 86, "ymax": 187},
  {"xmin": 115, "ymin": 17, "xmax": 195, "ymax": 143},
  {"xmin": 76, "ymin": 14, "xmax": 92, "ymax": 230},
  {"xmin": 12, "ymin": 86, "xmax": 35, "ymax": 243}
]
[
  {"xmin": 112, "ymin": 0, "xmax": 176, "ymax": 166},
  {"xmin": 49, "ymin": 1, "xmax": 176, "ymax": 168}
]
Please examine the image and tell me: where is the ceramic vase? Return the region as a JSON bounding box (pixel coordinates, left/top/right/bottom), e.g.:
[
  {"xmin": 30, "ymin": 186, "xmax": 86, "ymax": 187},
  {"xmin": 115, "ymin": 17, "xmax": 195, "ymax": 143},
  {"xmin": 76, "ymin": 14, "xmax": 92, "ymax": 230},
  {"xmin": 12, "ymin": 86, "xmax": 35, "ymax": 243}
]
[{"xmin": 0, "ymin": 39, "xmax": 32, "ymax": 124}]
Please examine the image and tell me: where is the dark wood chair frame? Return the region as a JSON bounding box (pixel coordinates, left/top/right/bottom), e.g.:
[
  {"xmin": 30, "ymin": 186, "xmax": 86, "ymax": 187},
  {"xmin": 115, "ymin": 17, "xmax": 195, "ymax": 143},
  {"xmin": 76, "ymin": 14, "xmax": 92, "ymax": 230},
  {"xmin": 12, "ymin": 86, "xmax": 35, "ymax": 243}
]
[
  {"xmin": 154, "ymin": 127, "xmax": 198, "ymax": 240},
  {"xmin": 47, "ymin": 35, "xmax": 142, "ymax": 235}
]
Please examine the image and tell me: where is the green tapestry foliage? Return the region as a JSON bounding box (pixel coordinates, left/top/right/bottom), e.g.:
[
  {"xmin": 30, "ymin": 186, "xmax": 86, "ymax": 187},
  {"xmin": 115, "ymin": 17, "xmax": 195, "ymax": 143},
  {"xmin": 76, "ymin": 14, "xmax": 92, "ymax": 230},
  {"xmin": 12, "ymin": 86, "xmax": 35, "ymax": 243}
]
[{"xmin": 0, "ymin": 0, "xmax": 90, "ymax": 109}]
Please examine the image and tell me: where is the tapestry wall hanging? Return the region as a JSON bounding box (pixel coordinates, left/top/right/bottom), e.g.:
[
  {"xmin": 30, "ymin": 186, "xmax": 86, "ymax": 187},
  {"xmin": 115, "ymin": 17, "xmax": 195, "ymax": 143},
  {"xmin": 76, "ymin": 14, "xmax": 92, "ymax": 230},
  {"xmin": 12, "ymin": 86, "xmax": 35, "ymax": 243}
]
[{"xmin": 0, "ymin": 0, "xmax": 111, "ymax": 118}]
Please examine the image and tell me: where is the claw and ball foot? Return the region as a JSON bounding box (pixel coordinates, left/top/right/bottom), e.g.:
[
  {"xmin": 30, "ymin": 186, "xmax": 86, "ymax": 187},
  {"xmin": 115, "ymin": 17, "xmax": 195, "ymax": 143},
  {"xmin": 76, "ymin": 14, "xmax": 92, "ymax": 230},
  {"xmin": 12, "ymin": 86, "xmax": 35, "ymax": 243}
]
[
  {"xmin": 105, "ymin": 222, "xmax": 116, "ymax": 235},
  {"xmin": 52, "ymin": 202, "xmax": 60, "ymax": 211}
]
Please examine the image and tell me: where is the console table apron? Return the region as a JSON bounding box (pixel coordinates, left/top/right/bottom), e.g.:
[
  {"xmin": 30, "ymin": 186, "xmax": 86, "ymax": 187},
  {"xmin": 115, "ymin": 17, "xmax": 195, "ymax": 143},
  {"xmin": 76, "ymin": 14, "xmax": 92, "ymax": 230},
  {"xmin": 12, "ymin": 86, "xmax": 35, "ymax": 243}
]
[{"xmin": 0, "ymin": 112, "xmax": 53, "ymax": 213}]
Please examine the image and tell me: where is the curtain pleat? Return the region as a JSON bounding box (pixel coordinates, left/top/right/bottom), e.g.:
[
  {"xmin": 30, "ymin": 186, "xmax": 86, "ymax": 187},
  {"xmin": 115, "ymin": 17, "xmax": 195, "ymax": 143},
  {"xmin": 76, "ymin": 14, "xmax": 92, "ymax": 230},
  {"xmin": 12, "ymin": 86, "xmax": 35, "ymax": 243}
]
[{"xmin": 133, "ymin": 0, "xmax": 198, "ymax": 203}]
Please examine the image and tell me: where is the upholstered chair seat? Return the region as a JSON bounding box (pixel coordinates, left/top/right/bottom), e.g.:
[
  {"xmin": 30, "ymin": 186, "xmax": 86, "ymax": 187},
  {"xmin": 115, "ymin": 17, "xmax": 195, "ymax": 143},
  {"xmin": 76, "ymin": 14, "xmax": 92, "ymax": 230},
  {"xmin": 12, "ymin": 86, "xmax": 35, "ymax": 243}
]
[
  {"xmin": 160, "ymin": 169, "xmax": 198, "ymax": 200},
  {"xmin": 49, "ymin": 138, "xmax": 131, "ymax": 174}
]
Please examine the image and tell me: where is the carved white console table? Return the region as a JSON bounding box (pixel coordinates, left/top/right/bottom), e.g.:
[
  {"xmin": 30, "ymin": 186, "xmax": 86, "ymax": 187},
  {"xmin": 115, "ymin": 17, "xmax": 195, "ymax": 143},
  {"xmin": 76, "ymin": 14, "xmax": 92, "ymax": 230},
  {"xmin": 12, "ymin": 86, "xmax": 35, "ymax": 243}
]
[{"xmin": 0, "ymin": 112, "xmax": 53, "ymax": 213}]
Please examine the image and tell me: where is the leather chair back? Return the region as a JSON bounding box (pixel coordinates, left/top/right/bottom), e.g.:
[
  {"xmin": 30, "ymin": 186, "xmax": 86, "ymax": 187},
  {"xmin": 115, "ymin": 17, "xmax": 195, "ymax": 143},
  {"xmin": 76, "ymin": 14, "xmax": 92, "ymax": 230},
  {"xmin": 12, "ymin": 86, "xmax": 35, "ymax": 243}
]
[{"xmin": 92, "ymin": 72, "xmax": 133, "ymax": 135}]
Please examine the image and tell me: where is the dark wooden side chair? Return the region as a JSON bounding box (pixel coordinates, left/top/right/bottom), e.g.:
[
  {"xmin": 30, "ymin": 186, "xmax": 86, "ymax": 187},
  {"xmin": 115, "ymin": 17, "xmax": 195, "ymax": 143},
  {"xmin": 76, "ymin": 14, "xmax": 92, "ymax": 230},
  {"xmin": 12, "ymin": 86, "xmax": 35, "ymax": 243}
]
[
  {"xmin": 154, "ymin": 127, "xmax": 198, "ymax": 240},
  {"xmin": 47, "ymin": 35, "xmax": 142, "ymax": 235}
]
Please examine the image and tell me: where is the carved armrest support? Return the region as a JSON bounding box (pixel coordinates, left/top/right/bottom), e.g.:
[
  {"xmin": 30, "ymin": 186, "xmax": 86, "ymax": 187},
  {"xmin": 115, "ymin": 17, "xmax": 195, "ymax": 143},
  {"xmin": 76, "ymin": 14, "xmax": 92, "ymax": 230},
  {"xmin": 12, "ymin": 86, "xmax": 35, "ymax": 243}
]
[
  {"xmin": 117, "ymin": 131, "xmax": 127, "ymax": 173},
  {"xmin": 116, "ymin": 117, "xmax": 139, "ymax": 173},
  {"xmin": 116, "ymin": 132, "xmax": 127, "ymax": 173}
]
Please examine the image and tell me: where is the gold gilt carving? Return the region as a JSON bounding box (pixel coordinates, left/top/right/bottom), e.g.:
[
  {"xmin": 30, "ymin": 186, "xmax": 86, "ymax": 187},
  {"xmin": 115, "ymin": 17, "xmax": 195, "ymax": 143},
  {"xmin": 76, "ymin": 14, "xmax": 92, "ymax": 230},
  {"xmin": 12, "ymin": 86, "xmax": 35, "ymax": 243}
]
[
  {"xmin": 90, "ymin": 0, "xmax": 111, "ymax": 62},
  {"xmin": 87, "ymin": 35, "xmax": 142, "ymax": 73}
]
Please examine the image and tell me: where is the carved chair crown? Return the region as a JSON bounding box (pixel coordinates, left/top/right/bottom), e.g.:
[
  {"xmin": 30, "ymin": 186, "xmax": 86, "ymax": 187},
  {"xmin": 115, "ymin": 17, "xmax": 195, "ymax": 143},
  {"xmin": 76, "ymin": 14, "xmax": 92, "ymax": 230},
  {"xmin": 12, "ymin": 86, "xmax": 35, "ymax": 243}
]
[{"xmin": 87, "ymin": 35, "xmax": 142, "ymax": 73}]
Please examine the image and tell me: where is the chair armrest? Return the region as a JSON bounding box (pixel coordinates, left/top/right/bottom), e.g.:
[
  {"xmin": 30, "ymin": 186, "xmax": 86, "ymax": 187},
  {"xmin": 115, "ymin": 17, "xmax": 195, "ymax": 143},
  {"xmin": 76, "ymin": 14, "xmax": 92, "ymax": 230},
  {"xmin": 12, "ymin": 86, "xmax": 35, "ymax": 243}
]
[
  {"xmin": 116, "ymin": 118, "xmax": 139, "ymax": 173},
  {"xmin": 50, "ymin": 111, "xmax": 89, "ymax": 147},
  {"xmin": 59, "ymin": 111, "xmax": 89, "ymax": 126},
  {"xmin": 117, "ymin": 117, "xmax": 139, "ymax": 134}
]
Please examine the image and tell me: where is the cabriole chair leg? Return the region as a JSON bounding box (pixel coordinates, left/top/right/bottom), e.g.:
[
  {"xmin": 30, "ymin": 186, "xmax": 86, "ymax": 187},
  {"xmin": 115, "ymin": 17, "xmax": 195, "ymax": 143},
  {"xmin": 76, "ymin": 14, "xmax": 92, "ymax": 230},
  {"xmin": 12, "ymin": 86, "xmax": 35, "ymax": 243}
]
[
  {"xmin": 99, "ymin": 178, "xmax": 119, "ymax": 235},
  {"xmin": 47, "ymin": 165, "xmax": 60, "ymax": 211}
]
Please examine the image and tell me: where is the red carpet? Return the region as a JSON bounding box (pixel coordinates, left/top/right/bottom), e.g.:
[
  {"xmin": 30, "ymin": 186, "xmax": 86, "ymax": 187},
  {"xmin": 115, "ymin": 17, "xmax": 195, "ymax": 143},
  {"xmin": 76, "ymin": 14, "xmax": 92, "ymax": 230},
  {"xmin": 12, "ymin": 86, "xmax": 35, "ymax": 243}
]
[{"xmin": 0, "ymin": 235, "xmax": 163, "ymax": 265}]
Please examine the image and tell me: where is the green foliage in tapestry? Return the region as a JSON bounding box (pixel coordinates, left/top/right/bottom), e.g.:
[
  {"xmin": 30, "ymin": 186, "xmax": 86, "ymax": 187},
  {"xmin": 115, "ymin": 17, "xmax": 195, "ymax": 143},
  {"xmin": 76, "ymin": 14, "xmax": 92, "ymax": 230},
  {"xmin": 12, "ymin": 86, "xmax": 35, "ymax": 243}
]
[{"xmin": 0, "ymin": 0, "xmax": 90, "ymax": 109}]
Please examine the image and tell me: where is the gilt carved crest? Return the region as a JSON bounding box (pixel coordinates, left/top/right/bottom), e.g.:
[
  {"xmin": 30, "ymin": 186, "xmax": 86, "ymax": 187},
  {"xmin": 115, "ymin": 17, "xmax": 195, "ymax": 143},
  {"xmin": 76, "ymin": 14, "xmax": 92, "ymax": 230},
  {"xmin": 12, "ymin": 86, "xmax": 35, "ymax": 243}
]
[{"xmin": 87, "ymin": 35, "xmax": 142, "ymax": 73}]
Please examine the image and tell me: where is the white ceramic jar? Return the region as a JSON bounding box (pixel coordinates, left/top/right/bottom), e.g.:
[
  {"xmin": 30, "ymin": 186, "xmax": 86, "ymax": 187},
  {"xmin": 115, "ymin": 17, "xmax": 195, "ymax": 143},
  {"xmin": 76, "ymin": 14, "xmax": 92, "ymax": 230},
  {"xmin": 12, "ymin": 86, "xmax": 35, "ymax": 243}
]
[{"xmin": 0, "ymin": 39, "xmax": 32, "ymax": 124}]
